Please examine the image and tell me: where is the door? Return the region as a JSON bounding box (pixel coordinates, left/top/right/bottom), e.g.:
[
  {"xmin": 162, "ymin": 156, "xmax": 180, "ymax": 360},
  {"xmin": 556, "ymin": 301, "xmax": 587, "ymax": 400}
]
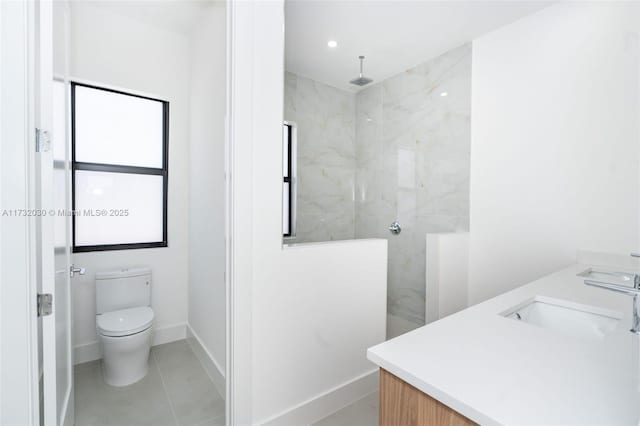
[
  {"xmin": 0, "ymin": 1, "xmax": 72, "ymax": 424},
  {"xmin": 0, "ymin": 1, "xmax": 41, "ymax": 424},
  {"xmin": 37, "ymin": 1, "xmax": 74, "ymax": 425}
]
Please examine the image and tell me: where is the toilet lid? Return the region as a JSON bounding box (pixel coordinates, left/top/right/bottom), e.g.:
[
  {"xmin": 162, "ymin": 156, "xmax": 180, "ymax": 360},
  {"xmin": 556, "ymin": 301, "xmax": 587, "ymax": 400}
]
[{"xmin": 97, "ymin": 306, "xmax": 154, "ymax": 337}]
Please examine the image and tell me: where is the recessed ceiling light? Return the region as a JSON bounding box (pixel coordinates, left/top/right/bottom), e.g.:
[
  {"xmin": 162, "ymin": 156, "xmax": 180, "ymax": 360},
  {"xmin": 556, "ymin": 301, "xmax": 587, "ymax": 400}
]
[
  {"xmin": 327, "ymin": 40, "xmax": 338, "ymax": 48},
  {"xmin": 440, "ymin": 92, "xmax": 448, "ymax": 97}
]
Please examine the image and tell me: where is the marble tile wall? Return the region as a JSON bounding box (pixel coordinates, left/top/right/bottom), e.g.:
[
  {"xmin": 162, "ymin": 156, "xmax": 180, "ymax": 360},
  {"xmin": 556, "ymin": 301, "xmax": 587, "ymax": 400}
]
[
  {"xmin": 284, "ymin": 44, "xmax": 470, "ymax": 325},
  {"xmin": 355, "ymin": 44, "xmax": 471, "ymax": 325},
  {"xmin": 284, "ymin": 72, "xmax": 357, "ymax": 243}
]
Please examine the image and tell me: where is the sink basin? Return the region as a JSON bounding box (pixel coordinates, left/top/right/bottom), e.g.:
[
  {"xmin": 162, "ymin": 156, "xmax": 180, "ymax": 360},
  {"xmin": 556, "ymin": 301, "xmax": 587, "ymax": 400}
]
[{"xmin": 501, "ymin": 296, "xmax": 621, "ymax": 341}]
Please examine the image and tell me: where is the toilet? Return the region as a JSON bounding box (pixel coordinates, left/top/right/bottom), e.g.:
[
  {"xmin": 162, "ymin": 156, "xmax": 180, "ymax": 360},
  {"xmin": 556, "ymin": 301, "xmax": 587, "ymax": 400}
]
[{"xmin": 95, "ymin": 268, "xmax": 154, "ymax": 387}]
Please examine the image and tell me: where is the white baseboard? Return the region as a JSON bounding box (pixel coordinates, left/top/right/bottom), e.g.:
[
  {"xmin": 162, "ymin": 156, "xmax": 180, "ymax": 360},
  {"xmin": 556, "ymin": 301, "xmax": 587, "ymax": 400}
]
[
  {"xmin": 261, "ymin": 369, "xmax": 379, "ymax": 426},
  {"xmin": 74, "ymin": 323, "xmax": 187, "ymax": 365},
  {"xmin": 74, "ymin": 340, "xmax": 101, "ymax": 365},
  {"xmin": 63, "ymin": 391, "xmax": 74, "ymax": 426},
  {"xmin": 152, "ymin": 322, "xmax": 188, "ymax": 346},
  {"xmin": 185, "ymin": 324, "xmax": 226, "ymax": 399}
]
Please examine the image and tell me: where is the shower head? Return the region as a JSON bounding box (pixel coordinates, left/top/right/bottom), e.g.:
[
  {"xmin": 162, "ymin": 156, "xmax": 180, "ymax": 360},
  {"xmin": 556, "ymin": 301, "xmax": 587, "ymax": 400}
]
[
  {"xmin": 350, "ymin": 76, "xmax": 373, "ymax": 87},
  {"xmin": 350, "ymin": 56, "xmax": 373, "ymax": 87}
]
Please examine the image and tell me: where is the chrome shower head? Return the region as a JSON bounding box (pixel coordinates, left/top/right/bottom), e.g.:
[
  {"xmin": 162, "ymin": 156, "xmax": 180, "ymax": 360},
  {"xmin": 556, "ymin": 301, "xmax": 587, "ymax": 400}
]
[
  {"xmin": 350, "ymin": 76, "xmax": 373, "ymax": 86},
  {"xmin": 350, "ymin": 56, "xmax": 373, "ymax": 86}
]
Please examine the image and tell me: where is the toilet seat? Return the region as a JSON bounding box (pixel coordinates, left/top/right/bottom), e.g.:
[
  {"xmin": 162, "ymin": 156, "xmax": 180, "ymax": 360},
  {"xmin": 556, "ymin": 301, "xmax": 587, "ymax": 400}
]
[{"xmin": 97, "ymin": 306, "xmax": 154, "ymax": 337}]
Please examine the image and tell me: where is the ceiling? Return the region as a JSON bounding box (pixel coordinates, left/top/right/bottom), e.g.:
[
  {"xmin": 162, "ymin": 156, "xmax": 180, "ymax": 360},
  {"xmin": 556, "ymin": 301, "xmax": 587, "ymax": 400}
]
[
  {"xmin": 285, "ymin": 0, "xmax": 553, "ymax": 92},
  {"xmin": 83, "ymin": 0, "xmax": 221, "ymax": 35}
]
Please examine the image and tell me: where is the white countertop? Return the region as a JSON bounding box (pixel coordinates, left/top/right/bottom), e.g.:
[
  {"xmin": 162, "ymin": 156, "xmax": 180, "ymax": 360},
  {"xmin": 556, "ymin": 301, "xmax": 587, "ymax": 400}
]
[{"xmin": 367, "ymin": 263, "xmax": 640, "ymax": 425}]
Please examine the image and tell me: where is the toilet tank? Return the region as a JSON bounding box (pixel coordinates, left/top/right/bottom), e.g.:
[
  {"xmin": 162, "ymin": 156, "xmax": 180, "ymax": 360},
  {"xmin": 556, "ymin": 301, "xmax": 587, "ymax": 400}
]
[{"xmin": 95, "ymin": 267, "xmax": 152, "ymax": 314}]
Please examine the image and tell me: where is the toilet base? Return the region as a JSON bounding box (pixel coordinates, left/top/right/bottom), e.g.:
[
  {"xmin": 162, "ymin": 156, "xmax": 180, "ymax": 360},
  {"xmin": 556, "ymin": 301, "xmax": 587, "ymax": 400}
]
[{"xmin": 99, "ymin": 326, "xmax": 153, "ymax": 387}]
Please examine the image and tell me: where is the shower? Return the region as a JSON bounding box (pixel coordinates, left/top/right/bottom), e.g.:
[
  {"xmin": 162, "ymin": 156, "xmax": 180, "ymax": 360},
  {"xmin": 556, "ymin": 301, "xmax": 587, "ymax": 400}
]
[
  {"xmin": 284, "ymin": 43, "xmax": 472, "ymax": 337},
  {"xmin": 350, "ymin": 55, "xmax": 373, "ymax": 86}
]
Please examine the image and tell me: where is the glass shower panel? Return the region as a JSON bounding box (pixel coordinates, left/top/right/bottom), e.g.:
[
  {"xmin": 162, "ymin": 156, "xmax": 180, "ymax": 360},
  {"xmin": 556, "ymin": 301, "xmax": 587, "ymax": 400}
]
[{"xmin": 354, "ymin": 44, "xmax": 472, "ymax": 332}]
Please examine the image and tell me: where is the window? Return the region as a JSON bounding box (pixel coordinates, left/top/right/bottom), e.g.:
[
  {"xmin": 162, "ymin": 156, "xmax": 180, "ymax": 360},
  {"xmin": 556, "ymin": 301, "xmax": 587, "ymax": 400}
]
[
  {"xmin": 71, "ymin": 82, "xmax": 169, "ymax": 252},
  {"xmin": 283, "ymin": 122, "xmax": 296, "ymax": 238}
]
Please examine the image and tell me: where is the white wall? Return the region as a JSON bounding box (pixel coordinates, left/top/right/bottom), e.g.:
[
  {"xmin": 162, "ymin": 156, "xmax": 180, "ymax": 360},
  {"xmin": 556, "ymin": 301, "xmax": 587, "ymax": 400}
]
[
  {"xmin": 425, "ymin": 233, "xmax": 469, "ymax": 323},
  {"xmin": 64, "ymin": 3, "xmax": 190, "ymax": 359},
  {"xmin": 187, "ymin": 3, "xmax": 226, "ymax": 380},
  {"xmin": 227, "ymin": 2, "xmax": 388, "ymax": 423},
  {"xmin": 257, "ymin": 240, "xmax": 387, "ymax": 425},
  {"xmin": 469, "ymin": 2, "xmax": 640, "ymax": 304}
]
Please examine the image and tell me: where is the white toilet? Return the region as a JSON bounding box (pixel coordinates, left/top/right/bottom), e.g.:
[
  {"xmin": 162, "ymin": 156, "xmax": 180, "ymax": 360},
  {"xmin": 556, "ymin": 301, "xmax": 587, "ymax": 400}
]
[{"xmin": 96, "ymin": 268, "xmax": 154, "ymax": 387}]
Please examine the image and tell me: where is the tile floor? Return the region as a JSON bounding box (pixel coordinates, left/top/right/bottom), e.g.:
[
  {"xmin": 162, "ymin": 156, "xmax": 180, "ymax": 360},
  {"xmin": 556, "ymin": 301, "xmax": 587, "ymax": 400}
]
[
  {"xmin": 75, "ymin": 338, "xmax": 376, "ymax": 426},
  {"xmin": 312, "ymin": 392, "xmax": 378, "ymax": 426},
  {"xmin": 74, "ymin": 340, "xmax": 224, "ymax": 426}
]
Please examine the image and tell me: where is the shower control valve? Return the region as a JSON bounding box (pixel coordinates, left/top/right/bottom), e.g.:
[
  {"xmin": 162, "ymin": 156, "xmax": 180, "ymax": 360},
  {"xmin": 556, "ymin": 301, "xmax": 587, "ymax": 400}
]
[{"xmin": 389, "ymin": 221, "xmax": 402, "ymax": 235}]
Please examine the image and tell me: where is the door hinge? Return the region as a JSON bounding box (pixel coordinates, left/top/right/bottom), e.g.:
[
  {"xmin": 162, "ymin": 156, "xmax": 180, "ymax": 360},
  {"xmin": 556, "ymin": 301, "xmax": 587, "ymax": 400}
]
[
  {"xmin": 37, "ymin": 293, "xmax": 53, "ymax": 317},
  {"xmin": 35, "ymin": 128, "xmax": 51, "ymax": 153}
]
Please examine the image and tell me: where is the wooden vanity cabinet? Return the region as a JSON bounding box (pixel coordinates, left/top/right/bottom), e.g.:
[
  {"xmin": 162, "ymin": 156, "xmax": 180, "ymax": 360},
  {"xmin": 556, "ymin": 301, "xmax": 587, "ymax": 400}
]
[{"xmin": 379, "ymin": 369, "xmax": 477, "ymax": 426}]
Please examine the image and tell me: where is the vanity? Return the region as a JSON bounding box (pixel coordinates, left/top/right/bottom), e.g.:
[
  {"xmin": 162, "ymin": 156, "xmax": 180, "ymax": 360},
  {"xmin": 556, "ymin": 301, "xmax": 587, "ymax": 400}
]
[{"xmin": 368, "ymin": 261, "xmax": 640, "ymax": 425}]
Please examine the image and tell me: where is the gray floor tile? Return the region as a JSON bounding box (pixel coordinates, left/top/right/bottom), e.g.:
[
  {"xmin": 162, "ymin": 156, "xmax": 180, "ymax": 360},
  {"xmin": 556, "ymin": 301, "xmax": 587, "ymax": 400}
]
[
  {"xmin": 194, "ymin": 415, "xmax": 225, "ymax": 426},
  {"xmin": 152, "ymin": 341, "xmax": 225, "ymax": 426},
  {"xmin": 312, "ymin": 392, "xmax": 379, "ymax": 426},
  {"xmin": 74, "ymin": 359, "xmax": 176, "ymax": 426}
]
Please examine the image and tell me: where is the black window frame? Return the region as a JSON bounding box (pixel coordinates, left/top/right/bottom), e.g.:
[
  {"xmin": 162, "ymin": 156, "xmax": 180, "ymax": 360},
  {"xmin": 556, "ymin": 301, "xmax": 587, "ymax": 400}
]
[
  {"xmin": 71, "ymin": 81, "xmax": 169, "ymax": 253},
  {"xmin": 283, "ymin": 123, "xmax": 293, "ymax": 238}
]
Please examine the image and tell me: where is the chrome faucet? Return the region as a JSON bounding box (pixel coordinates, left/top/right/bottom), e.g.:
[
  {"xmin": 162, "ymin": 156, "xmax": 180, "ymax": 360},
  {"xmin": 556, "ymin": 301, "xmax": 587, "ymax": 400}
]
[{"xmin": 584, "ymin": 273, "xmax": 640, "ymax": 334}]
